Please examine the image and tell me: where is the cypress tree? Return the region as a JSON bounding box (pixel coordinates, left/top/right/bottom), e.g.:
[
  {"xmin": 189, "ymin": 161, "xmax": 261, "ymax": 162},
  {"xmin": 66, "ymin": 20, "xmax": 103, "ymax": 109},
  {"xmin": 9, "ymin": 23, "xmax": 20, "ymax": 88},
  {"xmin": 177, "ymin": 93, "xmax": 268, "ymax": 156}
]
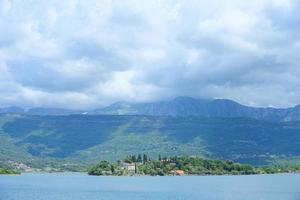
[
  {"xmin": 143, "ymin": 154, "xmax": 148, "ymax": 164},
  {"xmin": 137, "ymin": 154, "xmax": 142, "ymax": 162}
]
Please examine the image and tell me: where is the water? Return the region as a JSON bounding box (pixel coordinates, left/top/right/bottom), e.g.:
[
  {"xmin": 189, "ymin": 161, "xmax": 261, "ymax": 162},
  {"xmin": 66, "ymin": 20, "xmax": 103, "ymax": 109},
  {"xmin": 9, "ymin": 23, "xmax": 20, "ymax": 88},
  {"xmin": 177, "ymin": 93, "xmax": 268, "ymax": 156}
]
[{"xmin": 0, "ymin": 173, "xmax": 300, "ymax": 200}]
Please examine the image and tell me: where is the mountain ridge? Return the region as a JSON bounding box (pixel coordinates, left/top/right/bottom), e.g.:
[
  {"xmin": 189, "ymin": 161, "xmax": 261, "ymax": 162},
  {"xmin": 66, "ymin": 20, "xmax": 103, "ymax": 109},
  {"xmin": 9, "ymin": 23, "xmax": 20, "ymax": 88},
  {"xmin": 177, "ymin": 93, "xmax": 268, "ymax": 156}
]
[{"xmin": 0, "ymin": 97, "xmax": 300, "ymax": 121}]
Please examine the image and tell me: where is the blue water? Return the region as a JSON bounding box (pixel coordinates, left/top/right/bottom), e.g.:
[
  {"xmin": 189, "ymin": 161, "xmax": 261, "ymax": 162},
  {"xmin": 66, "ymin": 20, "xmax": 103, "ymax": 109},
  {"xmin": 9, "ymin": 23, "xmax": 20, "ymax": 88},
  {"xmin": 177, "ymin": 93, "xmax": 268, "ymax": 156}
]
[{"xmin": 0, "ymin": 173, "xmax": 300, "ymax": 200}]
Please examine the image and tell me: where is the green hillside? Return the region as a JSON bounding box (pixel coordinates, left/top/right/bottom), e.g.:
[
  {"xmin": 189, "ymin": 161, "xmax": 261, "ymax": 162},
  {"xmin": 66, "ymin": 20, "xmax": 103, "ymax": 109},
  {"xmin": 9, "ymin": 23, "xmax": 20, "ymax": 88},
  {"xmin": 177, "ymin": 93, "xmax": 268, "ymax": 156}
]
[{"xmin": 1, "ymin": 114, "xmax": 300, "ymax": 168}]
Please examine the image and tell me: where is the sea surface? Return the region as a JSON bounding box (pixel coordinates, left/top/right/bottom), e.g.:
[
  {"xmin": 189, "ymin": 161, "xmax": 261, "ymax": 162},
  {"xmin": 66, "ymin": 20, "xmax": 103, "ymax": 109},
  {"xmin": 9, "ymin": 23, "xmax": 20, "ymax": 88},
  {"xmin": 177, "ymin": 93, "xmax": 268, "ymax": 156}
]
[{"xmin": 0, "ymin": 173, "xmax": 300, "ymax": 200}]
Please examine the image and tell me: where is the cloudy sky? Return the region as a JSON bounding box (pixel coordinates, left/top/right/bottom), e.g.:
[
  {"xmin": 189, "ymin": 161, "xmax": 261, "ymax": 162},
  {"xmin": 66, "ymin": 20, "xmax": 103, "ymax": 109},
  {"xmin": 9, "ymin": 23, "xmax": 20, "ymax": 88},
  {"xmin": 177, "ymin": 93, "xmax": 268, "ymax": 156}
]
[{"xmin": 0, "ymin": 0, "xmax": 299, "ymax": 109}]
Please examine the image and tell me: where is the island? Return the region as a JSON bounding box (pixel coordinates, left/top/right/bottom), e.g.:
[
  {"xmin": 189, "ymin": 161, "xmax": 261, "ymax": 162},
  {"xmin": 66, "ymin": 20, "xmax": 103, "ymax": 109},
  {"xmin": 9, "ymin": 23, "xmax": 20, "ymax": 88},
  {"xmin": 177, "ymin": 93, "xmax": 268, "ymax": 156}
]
[{"xmin": 88, "ymin": 155, "xmax": 300, "ymax": 176}]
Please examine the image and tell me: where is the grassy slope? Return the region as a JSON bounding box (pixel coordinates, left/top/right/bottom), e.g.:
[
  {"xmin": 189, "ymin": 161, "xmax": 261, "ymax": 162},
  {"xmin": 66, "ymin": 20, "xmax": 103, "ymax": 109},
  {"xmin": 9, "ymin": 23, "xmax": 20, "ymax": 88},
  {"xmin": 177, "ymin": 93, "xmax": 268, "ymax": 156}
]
[
  {"xmin": 1, "ymin": 114, "xmax": 300, "ymax": 167},
  {"xmin": 0, "ymin": 114, "xmax": 33, "ymax": 162},
  {"xmin": 0, "ymin": 115, "xmax": 85, "ymax": 170}
]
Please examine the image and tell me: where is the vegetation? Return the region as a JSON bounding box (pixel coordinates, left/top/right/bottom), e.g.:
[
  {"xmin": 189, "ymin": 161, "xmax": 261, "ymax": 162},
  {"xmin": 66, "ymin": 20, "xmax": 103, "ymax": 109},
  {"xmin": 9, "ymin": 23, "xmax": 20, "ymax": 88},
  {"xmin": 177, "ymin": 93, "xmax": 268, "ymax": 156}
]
[
  {"xmin": 2, "ymin": 113, "xmax": 300, "ymax": 168},
  {"xmin": 0, "ymin": 168, "xmax": 20, "ymax": 175},
  {"xmin": 88, "ymin": 155, "xmax": 300, "ymax": 176}
]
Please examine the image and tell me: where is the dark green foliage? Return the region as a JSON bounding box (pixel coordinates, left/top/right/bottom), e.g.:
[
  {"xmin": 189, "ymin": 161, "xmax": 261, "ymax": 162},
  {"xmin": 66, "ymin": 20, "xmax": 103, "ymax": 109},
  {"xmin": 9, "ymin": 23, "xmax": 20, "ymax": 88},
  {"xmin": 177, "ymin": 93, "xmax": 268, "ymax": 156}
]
[
  {"xmin": 88, "ymin": 161, "xmax": 112, "ymax": 175},
  {"xmin": 132, "ymin": 155, "xmax": 136, "ymax": 163},
  {"xmin": 88, "ymin": 160, "xmax": 124, "ymax": 176},
  {"xmin": 137, "ymin": 154, "xmax": 142, "ymax": 163},
  {"xmin": 143, "ymin": 154, "xmax": 148, "ymax": 164},
  {"xmin": 0, "ymin": 168, "xmax": 20, "ymax": 175},
  {"xmin": 3, "ymin": 115, "xmax": 129, "ymax": 157},
  {"xmin": 88, "ymin": 155, "xmax": 300, "ymax": 176},
  {"xmin": 2, "ymin": 114, "xmax": 300, "ymax": 167},
  {"xmin": 123, "ymin": 155, "xmax": 135, "ymax": 163}
]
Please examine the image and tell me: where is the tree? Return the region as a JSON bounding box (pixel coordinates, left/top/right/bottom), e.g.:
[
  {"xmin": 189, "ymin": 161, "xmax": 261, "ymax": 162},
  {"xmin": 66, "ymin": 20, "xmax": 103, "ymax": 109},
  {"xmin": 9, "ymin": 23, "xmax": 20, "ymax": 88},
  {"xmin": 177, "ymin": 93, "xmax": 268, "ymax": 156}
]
[
  {"xmin": 137, "ymin": 154, "xmax": 142, "ymax": 163},
  {"xmin": 133, "ymin": 155, "xmax": 137, "ymax": 162},
  {"xmin": 143, "ymin": 154, "xmax": 148, "ymax": 164},
  {"xmin": 89, "ymin": 155, "xmax": 299, "ymax": 176},
  {"xmin": 124, "ymin": 155, "xmax": 132, "ymax": 163},
  {"xmin": 111, "ymin": 165, "xmax": 115, "ymax": 174},
  {"xmin": 88, "ymin": 160, "xmax": 112, "ymax": 175}
]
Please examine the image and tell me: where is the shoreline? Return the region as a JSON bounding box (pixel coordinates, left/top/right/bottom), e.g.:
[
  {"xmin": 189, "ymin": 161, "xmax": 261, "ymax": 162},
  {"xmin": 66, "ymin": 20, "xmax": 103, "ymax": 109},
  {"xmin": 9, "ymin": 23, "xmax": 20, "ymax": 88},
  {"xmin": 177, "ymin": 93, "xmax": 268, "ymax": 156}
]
[
  {"xmin": 10, "ymin": 171, "xmax": 300, "ymax": 177},
  {"xmin": 88, "ymin": 172, "xmax": 300, "ymax": 177}
]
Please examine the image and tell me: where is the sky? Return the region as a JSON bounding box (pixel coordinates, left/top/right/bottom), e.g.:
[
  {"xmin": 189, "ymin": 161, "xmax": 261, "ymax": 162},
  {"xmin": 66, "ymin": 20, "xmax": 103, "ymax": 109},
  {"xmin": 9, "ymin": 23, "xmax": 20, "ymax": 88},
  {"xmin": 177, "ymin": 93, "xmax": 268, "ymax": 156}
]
[{"xmin": 0, "ymin": 0, "xmax": 300, "ymax": 109}]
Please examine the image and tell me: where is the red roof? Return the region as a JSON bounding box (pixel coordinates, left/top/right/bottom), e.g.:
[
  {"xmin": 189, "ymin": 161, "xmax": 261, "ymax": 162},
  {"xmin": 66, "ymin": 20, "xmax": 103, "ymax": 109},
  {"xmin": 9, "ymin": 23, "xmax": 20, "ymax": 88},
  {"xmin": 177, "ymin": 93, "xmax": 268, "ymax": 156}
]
[{"xmin": 175, "ymin": 170, "xmax": 185, "ymax": 175}]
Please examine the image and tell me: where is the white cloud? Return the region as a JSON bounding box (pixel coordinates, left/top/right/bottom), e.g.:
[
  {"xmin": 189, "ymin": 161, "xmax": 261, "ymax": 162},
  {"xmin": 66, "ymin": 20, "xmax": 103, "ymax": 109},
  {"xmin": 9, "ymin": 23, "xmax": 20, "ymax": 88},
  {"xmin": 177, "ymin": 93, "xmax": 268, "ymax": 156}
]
[{"xmin": 0, "ymin": 0, "xmax": 299, "ymax": 108}]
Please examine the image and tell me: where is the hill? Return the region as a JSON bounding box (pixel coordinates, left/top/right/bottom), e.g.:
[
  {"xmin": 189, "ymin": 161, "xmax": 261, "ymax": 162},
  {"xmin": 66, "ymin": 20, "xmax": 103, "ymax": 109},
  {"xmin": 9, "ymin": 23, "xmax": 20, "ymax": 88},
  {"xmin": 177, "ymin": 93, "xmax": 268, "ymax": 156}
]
[
  {"xmin": 90, "ymin": 97, "xmax": 300, "ymax": 122},
  {"xmin": 1, "ymin": 114, "xmax": 300, "ymax": 167},
  {"xmin": 1, "ymin": 97, "xmax": 300, "ymax": 121}
]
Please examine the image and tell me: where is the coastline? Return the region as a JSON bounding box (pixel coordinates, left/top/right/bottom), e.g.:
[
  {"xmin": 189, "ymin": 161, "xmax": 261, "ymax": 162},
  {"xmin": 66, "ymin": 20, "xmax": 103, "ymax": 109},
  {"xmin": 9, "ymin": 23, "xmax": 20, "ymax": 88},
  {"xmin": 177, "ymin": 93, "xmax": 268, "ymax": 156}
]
[{"xmin": 7, "ymin": 171, "xmax": 300, "ymax": 177}]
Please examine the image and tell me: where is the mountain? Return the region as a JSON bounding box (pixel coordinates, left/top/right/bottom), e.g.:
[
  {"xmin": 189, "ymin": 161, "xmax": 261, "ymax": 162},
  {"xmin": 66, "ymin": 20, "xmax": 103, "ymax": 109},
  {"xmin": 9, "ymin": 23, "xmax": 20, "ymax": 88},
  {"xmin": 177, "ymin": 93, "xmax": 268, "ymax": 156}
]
[
  {"xmin": 0, "ymin": 97, "xmax": 300, "ymax": 121},
  {"xmin": 0, "ymin": 106, "xmax": 24, "ymax": 114},
  {"xmin": 90, "ymin": 97, "xmax": 211, "ymax": 116},
  {"xmin": 1, "ymin": 97, "xmax": 299, "ymax": 169},
  {"xmin": 90, "ymin": 97, "xmax": 298, "ymax": 122},
  {"xmin": 0, "ymin": 107, "xmax": 83, "ymax": 115},
  {"xmin": 27, "ymin": 108, "xmax": 83, "ymax": 116},
  {"xmin": 1, "ymin": 113, "xmax": 300, "ymax": 166}
]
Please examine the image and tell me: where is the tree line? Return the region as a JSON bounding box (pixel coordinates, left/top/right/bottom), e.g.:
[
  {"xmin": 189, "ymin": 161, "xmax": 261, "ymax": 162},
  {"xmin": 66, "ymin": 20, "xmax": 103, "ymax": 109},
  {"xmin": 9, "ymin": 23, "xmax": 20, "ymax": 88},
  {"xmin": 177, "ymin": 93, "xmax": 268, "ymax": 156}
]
[{"xmin": 88, "ymin": 155, "xmax": 300, "ymax": 176}]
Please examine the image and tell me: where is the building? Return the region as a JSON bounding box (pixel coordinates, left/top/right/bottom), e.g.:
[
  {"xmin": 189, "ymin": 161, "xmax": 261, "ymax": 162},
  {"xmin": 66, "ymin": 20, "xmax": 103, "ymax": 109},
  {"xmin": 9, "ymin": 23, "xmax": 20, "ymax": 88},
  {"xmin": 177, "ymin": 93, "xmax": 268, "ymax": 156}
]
[
  {"xmin": 121, "ymin": 162, "xmax": 136, "ymax": 172},
  {"xmin": 171, "ymin": 170, "xmax": 185, "ymax": 176}
]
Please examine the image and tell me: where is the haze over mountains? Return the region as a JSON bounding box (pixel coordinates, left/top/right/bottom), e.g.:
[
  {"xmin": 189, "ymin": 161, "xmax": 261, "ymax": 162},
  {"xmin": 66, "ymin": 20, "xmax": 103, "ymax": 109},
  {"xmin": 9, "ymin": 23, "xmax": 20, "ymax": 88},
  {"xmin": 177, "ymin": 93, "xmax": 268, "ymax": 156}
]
[{"xmin": 1, "ymin": 96, "xmax": 300, "ymax": 122}]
